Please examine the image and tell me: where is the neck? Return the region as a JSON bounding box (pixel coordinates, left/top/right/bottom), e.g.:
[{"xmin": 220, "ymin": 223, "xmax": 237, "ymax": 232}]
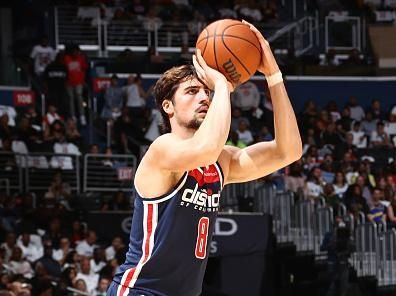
[{"xmin": 171, "ymin": 124, "xmax": 195, "ymax": 139}]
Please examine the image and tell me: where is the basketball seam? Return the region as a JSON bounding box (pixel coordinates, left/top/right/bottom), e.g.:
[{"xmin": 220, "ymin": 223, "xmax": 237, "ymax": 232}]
[
  {"xmin": 213, "ymin": 23, "xmax": 220, "ymax": 74},
  {"xmin": 202, "ymin": 28, "xmax": 209, "ymax": 56},
  {"xmin": 220, "ymin": 23, "xmax": 261, "ymax": 52},
  {"xmin": 221, "ymin": 33, "xmax": 253, "ymax": 77},
  {"xmin": 208, "ymin": 34, "xmax": 261, "ymax": 54}
]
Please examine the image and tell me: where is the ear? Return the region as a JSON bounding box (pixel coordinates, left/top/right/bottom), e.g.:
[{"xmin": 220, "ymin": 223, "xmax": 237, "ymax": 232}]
[{"xmin": 162, "ymin": 99, "xmax": 174, "ymax": 115}]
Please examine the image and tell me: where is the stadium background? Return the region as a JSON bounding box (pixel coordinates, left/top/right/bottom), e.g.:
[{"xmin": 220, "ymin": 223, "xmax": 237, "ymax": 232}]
[{"xmin": 0, "ymin": 0, "xmax": 396, "ymax": 295}]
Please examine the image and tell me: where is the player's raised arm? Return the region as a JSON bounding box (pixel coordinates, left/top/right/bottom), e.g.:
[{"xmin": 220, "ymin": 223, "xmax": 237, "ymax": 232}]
[
  {"xmin": 144, "ymin": 51, "xmax": 233, "ymax": 173},
  {"xmin": 222, "ymin": 20, "xmax": 302, "ymax": 184}
]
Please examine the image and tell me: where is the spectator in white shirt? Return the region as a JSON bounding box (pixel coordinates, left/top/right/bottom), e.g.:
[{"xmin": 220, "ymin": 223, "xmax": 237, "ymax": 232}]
[
  {"xmin": 17, "ymin": 232, "xmax": 43, "ymax": 263},
  {"xmin": 236, "ymin": 119, "xmax": 254, "ymax": 145},
  {"xmin": 30, "ymin": 36, "xmax": 56, "ymax": 76},
  {"xmin": 76, "ymin": 230, "xmax": 98, "ymax": 258},
  {"xmin": 53, "ymin": 236, "xmax": 73, "ymax": 265},
  {"xmin": 90, "ymin": 247, "xmax": 106, "ymax": 274},
  {"xmin": 76, "ymin": 257, "xmax": 99, "ymax": 294},
  {"xmin": 306, "ymin": 167, "xmax": 324, "ymax": 199},
  {"xmin": 347, "ymin": 96, "xmax": 365, "ymax": 121},
  {"xmin": 8, "ymin": 246, "xmax": 34, "ymax": 278},
  {"xmin": 350, "ymin": 121, "xmax": 367, "ymax": 148},
  {"xmin": 370, "ymin": 121, "xmax": 393, "ymax": 149},
  {"xmin": 105, "ymin": 236, "xmax": 125, "ymax": 261},
  {"xmin": 231, "ymin": 81, "xmax": 260, "ymax": 116},
  {"xmin": 0, "ymin": 232, "xmax": 16, "ymax": 262}
]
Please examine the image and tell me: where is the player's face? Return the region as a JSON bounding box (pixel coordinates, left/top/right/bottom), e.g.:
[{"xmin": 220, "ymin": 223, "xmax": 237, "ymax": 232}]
[{"xmin": 172, "ymin": 78, "xmax": 212, "ymax": 130}]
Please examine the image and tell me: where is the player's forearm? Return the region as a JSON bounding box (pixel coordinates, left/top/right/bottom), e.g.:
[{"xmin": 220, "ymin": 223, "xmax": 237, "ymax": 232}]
[
  {"xmin": 194, "ymin": 81, "xmax": 231, "ymax": 156},
  {"xmin": 270, "ymin": 82, "xmax": 302, "ymax": 160}
]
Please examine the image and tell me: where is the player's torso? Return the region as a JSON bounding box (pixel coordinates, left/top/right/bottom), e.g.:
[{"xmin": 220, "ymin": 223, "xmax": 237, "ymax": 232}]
[{"xmin": 113, "ymin": 162, "xmax": 224, "ymax": 296}]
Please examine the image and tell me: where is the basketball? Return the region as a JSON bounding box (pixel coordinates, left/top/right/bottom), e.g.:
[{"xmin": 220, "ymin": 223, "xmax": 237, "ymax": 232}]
[{"xmin": 196, "ymin": 19, "xmax": 262, "ymax": 87}]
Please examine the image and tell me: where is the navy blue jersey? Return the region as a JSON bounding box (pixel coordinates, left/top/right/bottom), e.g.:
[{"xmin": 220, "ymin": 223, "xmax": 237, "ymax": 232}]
[{"xmin": 111, "ymin": 162, "xmax": 224, "ymax": 296}]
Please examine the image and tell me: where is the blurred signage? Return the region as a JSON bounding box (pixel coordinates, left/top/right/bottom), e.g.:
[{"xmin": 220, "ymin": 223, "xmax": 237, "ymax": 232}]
[{"xmin": 13, "ymin": 91, "xmax": 35, "ymax": 106}]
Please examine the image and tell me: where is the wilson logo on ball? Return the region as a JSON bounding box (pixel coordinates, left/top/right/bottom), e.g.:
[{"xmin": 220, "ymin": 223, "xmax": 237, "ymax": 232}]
[{"xmin": 222, "ymin": 59, "xmax": 241, "ymax": 85}]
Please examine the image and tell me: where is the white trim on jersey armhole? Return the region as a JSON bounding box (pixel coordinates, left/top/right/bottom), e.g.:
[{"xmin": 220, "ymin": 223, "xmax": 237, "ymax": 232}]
[
  {"xmin": 213, "ymin": 162, "xmax": 224, "ymax": 189},
  {"xmin": 141, "ymin": 173, "xmax": 189, "ymax": 204},
  {"xmin": 134, "ymin": 177, "xmax": 145, "ymax": 198}
]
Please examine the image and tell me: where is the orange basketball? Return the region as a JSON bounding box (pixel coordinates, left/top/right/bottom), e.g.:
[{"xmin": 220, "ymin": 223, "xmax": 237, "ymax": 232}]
[{"xmin": 196, "ymin": 19, "xmax": 262, "ymax": 87}]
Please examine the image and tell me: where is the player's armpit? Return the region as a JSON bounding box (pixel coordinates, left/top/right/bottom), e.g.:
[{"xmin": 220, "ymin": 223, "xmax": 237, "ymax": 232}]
[
  {"xmin": 146, "ymin": 133, "xmax": 221, "ymax": 173},
  {"xmin": 222, "ymin": 142, "xmax": 300, "ymax": 184}
]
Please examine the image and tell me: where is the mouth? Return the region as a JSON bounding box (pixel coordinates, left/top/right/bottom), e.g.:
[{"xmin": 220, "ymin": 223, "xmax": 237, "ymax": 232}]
[{"xmin": 196, "ymin": 105, "xmax": 209, "ymax": 114}]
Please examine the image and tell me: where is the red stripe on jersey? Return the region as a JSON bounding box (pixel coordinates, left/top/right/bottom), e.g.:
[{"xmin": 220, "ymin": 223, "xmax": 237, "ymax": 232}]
[
  {"xmin": 120, "ymin": 204, "xmax": 154, "ymax": 292},
  {"xmin": 143, "ymin": 204, "xmax": 153, "ymax": 263}
]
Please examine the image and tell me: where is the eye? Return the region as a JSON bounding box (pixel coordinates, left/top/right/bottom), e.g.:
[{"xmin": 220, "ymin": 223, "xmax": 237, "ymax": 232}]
[
  {"xmin": 204, "ymin": 89, "xmax": 214, "ymax": 99},
  {"xmin": 187, "ymin": 89, "xmax": 198, "ymax": 95}
]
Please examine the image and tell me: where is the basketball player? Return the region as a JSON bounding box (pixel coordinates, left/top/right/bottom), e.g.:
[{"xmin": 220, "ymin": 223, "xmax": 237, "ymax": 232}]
[{"xmin": 107, "ymin": 21, "xmax": 302, "ymax": 296}]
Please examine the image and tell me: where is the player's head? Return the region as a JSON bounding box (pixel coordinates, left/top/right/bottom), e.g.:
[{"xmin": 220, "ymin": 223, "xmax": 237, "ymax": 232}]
[{"xmin": 154, "ymin": 64, "xmax": 211, "ymax": 133}]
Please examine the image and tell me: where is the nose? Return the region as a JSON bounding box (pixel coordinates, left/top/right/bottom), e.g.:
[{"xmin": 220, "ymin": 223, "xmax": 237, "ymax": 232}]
[{"xmin": 197, "ymin": 88, "xmax": 210, "ymax": 103}]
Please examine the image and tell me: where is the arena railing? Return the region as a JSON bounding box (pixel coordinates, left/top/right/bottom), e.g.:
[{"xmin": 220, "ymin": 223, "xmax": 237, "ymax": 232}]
[
  {"xmin": 0, "ymin": 152, "xmax": 23, "ymax": 193},
  {"xmin": 352, "ymin": 222, "xmax": 379, "ymax": 278},
  {"xmin": 325, "ymin": 15, "xmax": 363, "ymax": 53},
  {"xmin": 377, "ymin": 229, "xmax": 396, "ymax": 286},
  {"xmin": 54, "ymin": 6, "xmax": 312, "ymax": 56},
  {"xmin": 23, "ymin": 153, "xmax": 81, "ymax": 193},
  {"xmin": 220, "ymin": 181, "xmax": 261, "ymax": 212},
  {"xmin": 83, "ymin": 153, "xmax": 137, "ymax": 192}
]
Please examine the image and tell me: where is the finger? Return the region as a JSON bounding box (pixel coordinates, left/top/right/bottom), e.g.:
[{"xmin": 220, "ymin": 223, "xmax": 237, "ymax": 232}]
[
  {"xmin": 195, "ymin": 49, "xmax": 209, "ymax": 70},
  {"xmin": 242, "ymin": 19, "xmax": 269, "ymax": 47},
  {"xmin": 192, "ymin": 54, "xmax": 204, "ymax": 75}
]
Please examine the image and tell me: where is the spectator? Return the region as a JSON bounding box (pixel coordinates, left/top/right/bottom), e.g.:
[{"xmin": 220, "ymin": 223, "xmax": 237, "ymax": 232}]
[
  {"xmin": 74, "ymin": 278, "xmax": 89, "ymax": 296},
  {"xmin": 124, "ymin": 74, "xmax": 152, "ymax": 118},
  {"xmin": 370, "ymin": 121, "xmax": 393, "ymax": 149},
  {"xmin": 236, "ymin": 119, "xmax": 254, "ymax": 145},
  {"xmin": 30, "ymin": 36, "xmax": 56, "ymax": 77},
  {"xmin": 53, "ymin": 236, "xmax": 72, "ymax": 265},
  {"xmin": 386, "ymin": 191, "xmax": 396, "ymax": 227},
  {"xmin": 284, "ymin": 160, "xmax": 306, "ymax": 197},
  {"xmin": 255, "ymin": 125, "xmax": 273, "ymax": 142},
  {"xmin": 61, "ymin": 265, "xmax": 77, "ymax": 287},
  {"xmin": 333, "ymin": 171, "xmax": 348, "ymax": 198},
  {"xmin": 63, "ymin": 45, "xmax": 88, "ymax": 125},
  {"xmin": 8, "ymin": 247, "xmax": 34, "ymax": 278},
  {"xmin": 231, "ymin": 81, "xmax": 260, "ymax": 117},
  {"xmin": 226, "ymin": 130, "xmax": 247, "ymax": 148},
  {"xmin": 43, "ymin": 52, "xmax": 68, "ymax": 111},
  {"xmin": 69, "ymin": 220, "xmax": 84, "ymax": 245},
  {"xmin": 23, "ymin": 106, "xmax": 42, "ymax": 130},
  {"xmin": 321, "ymin": 122, "xmax": 343, "ymax": 148},
  {"xmin": 336, "ymin": 107, "xmax": 353, "ymax": 135},
  {"xmin": 367, "ymin": 188, "xmax": 387, "ymax": 223},
  {"xmin": 43, "ymin": 105, "xmax": 63, "ymax": 131},
  {"xmin": 101, "ymin": 74, "xmax": 124, "ymax": 121},
  {"xmin": 0, "ymin": 232, "xmax": 16, "ymax": 262},
  {"xmin": 367, "ymin": 99, "xmax": 386, "ymax": 121},
  {"xmin": 344, "ymin": 184, "xmax": 370, "ymax": 219},
  {"xmin": 17, "ymin": 232, "xmax": 43, "ymax": 263},
  {"xmin": 322, "ymin": 183, "xmax": 339, "ymax": 208},
  {"xmin": 230, "ymin": 107, "xmax": 250, "ymax": 132},
  {"xmin": 347, "ymin": 96, "xmax": 365, "ymax": 121},
  {"xmin": 361, "ymin": 111, "xmax": 377, "ymax": 136},
  {"xmin": 35, "ymin": 244, "xmax": 61, "ymax": 278},
  {"xmin": 350, "ymin": 121, "xmax": 367, "ymax": 148},
  {"xmin": 105, "ymin": 236, "xmax": 125, "ymax": 261},
  {"xmin": 75, "ymin": 230, "xmax": 98, "ymax": 258},
  {"xmin": 15, "ymin": 117, "xmax": 41, "ymax": 152},
  {"xmin": 65, "ymin": 118, "xmax": 82, "ymax": 146},
  {"xmin": 45, "ymin": 172, "xmax": 72, "ymax": 203},
  {"xmin": 326, "ymin": 100, "xmax": 341, "ymax": 123},
  {"xmin": 306, "ymin": 167, "xmax": 324, "ymax": 199},
  {"xmin": 90, "ymin": 248, "xmax": 106, "ymax": 274},
  {"xmin": 75, "ymin": 257, "xmax": 99, "ymax": 294},
  {"xmin": 95, "ymin": 277, "xmax": 111, "ymax": 296}
]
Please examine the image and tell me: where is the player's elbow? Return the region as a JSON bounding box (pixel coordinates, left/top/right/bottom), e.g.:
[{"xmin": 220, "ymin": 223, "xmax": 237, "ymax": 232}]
[{"xmin": 278, "ymin": 141, "xmax": 303, "ymax": 165}]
